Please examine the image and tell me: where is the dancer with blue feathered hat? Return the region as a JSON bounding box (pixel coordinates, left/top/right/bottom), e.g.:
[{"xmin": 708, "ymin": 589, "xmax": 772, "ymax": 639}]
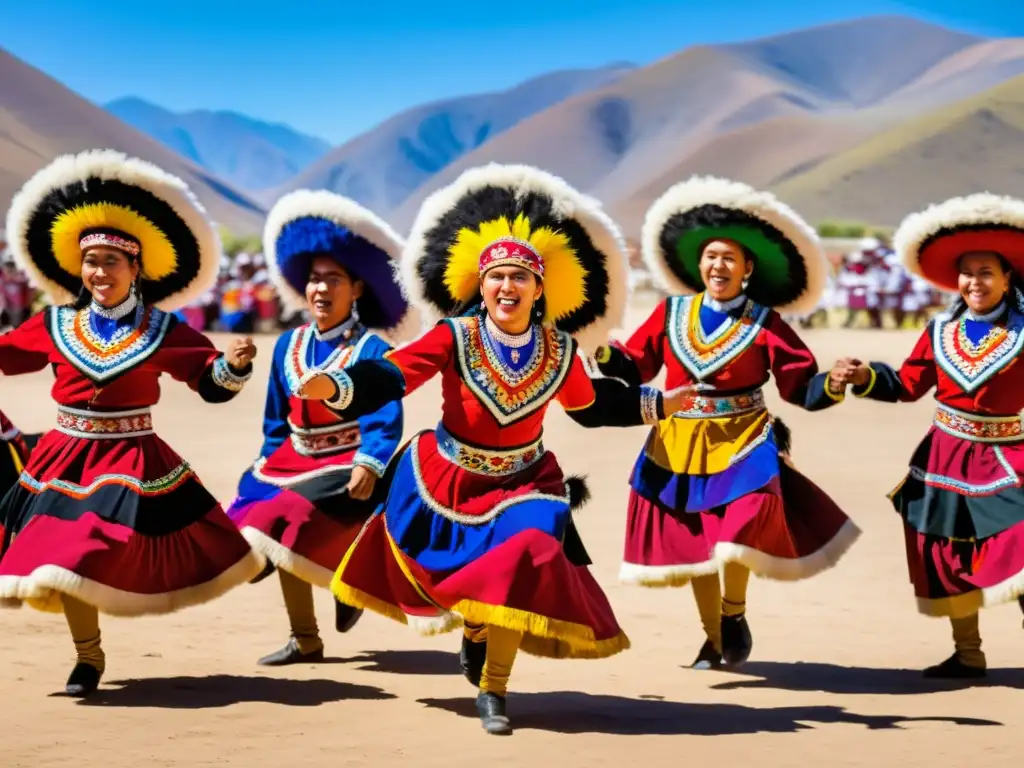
[{"xmin": 226, "ymin": 189, "xmax": 416, "ymax": 665}]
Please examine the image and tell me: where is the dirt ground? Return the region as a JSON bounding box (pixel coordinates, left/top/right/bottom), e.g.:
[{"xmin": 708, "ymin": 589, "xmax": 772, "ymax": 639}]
[{"xmin": 1, "ymin": 299, "xmax": 1020, "ymax": 767}]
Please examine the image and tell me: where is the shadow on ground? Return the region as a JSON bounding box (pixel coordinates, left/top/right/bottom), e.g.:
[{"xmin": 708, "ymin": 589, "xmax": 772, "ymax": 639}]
[
  {"xmin": 706, "ymin": 661, "xmax": 1024, "ymax": 695},
  {"xmin": 418, "ymin": 690, "xmax": 1002, "ymax": 736},
  {"xmin": 58, "ymin": 674, "xmax": 396, "ymax": 709}
]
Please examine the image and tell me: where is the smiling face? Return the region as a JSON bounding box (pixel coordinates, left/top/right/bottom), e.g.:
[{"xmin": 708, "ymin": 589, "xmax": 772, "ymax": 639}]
[
  {"xmin": 957, "ymin": 251, "xmax": 1012, "ymax": 314},
  {"xmin": 81, "ymin": 246, "xmax": 140, "ymax": 307},
  {"xmin": 480, "ymin": 265, "xmax": 543, "ymax": 334},
  {"xmin": 305, "ymin": 255, "xmax": 363, "ymax": 329},
  {"xmin": 699, "ymin": 238, "xmax": 752, "ymax": 302}
]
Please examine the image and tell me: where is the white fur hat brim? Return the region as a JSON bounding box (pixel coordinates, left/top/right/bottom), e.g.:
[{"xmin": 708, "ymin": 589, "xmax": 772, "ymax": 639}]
[
  {"xmin": 5, "ymin": 149, "xmax": 220, "ymax": 312},
  {"xmin": 640, "ymin": 176, "xmax": 826, "ymax": 316},
  {"xmin": 263, "ymin": 189, "xmax": 421, "ymax": 343},
  {"xmin": 894, "ymin": 192, "xmax": 1024, "ymax": 293},
  {"xmin": 402, "ymin": 163, "xmax": 630, "ymax": 354}
]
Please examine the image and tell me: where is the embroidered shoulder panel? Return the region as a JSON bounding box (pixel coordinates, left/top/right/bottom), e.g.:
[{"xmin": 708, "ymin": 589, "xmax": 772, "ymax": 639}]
[
  {"xmin": 448, "ymin": 316, "xmax": 573, "ymax": 426},
  {"xmin": 666, "ymin": 294, "xmax": 770, "ymax": 381},
  {"xmin": 47, "ymin": 305, "xmax": 173, "ymax": 384},
  {"xmin": 933, "ymin": 311, "xmax": 1024, "ymax": 393},
  {"xmin": 282, "ymin": 324, "xmax": 371, "ymax": 395}
]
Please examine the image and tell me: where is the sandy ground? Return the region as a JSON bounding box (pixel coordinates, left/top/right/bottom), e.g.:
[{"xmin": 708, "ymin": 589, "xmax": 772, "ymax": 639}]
[{"xmin": 1, "ymin": 300, "xmax": 1021, "ymax": 767}]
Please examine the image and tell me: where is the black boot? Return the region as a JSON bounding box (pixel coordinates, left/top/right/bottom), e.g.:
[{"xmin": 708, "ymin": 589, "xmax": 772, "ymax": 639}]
[
  {"xmin": 460, "ymin": 635, "xmax": 487, "ymax": 687},
  {"xmin": 257, "ymin": 637, "xmax": 324, "ymax": 666},
  {"xmin": 476, "ymin": 691, "xmax": 512, "ymax": 735},
  {"xmin": 65, "ymin": 662, "xmax": 102, "ymax": 697},
  {"xmin": 721, "ymin": 613, "xmax": 753, "ymax": 668},
  {"xmin": 690, "ymin": 639, "xmax": 722, "ymax": 670},
  {"xmin": 334, "ymin": 599, "xmax": 363, "ymax": 633},
  {"xmin": 922, "ymin": 653, "xmax": 987, "ymax": 679}
]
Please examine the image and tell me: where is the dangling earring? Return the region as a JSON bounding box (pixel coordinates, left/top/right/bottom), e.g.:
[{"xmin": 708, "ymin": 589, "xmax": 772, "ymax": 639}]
[
  {"xmin": 132, "ymin": 277, "xmax": 144, "ymax": 327},
  {"xmin": 350, "ymin": 299, "xmax": 360, "ymax": 323},
  {"xmin": 741, "ymin": 271, "xmax": 752, "ymax": 292}
]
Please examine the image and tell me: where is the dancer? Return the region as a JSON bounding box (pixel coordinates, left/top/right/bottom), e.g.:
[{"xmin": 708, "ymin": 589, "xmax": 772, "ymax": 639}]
[
  {"xmin": 829, "ymin": 192, "xmax": 1024, "ymax": 678},
  {"xmin": 0, "ymin": 149, "xmax": 262, "ymax": 696},
  {"xmin": 594, "ymin": 176, "xmax": 861, "ymax": 670},
  {"xmin": 226, "ymin": 189, "xmax": 415, "ymax": 664},
  {"xmin": 298, "ymin": 164, "xmax": 677, "ymax": 735}
]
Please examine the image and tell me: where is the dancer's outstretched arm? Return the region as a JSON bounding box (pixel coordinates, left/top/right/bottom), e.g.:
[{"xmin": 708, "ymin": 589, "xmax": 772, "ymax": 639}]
[
  {"xmin": 0, "ymin": 312, "xmax": 52, "ymax": 376},
  {"xmin": 560, "ymin": 346, "xmax": 674, "ymax": 429},
  {"xmin": 158, "ymin": 320, "xmax": 255, "ymax": 404},
  {"xmin": 764, "ymin": 313, "xmax": 844, "ymax": 412},
  {"xmin": 829, "ymin": 324, "xmax": 937, "ymax": 403}
]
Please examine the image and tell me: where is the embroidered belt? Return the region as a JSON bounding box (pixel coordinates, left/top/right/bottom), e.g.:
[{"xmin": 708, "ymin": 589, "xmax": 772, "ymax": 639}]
[
  {"xmin": 56, "ymin": 406, "xmax": 154, "ymax": 438},
  {"xmin": 670, "ymin": 388, "xmax": 766, "ymax": 419},
  {"xmin": 289, "ymin": 420, "xmax": 362, "ymax": 457},
  {"xmin": 435, "ymin": 423, "xmax": 544, "ymax": 476},
  {"xmin": 933, "ymin": 404, "xmax": 1023, "ymax": 443}
]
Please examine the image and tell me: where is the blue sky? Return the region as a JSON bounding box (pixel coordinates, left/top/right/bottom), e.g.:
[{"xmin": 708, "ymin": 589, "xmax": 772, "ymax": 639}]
[{"xmin": 1, "ymin": 0, "xmax": 1019, "ymax": 145}]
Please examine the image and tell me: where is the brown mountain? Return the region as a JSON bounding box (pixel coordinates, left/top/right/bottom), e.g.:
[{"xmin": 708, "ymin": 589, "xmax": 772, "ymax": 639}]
[
  {"xmin": 0, "ymin": 49, "xmax": 266, "ymax": 235},
  {"xmin": 384, "ymin": 16, "xmax": 1024, "ymax": 233}
]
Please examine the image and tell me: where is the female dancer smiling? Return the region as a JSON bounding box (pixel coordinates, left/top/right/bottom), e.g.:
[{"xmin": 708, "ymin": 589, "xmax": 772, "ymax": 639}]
[
  {"xmin": 595, "ymin": 176, "xmax": 860, "ymax": 670},
  {"xmin": 830, "ymin": 192, "xmax": 1024, "ymax": 678},
  {"xmin": 297, "ymin": 164, "xmax": 682, "ymax": 734},
  {"xmin": 227, "ymin": 189, "xmax": 414, "ymax": 664},
  {"xmin": 0, "ymin": 149, "xmax": 261, "ymax": 697}
]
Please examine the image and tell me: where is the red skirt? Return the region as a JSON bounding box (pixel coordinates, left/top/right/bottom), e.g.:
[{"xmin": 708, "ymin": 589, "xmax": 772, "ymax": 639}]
[
  {"xmin": 890, "ymin": 425, "xmax": 1024, "ymax": 617},
  {"xmin": 0, "ymin": 429, "xmax": 261, "ymax": 616},
  {"xmin": 229, "ymin": 438, "xmax": 374, "ymax": 588},
  {"xmin": 621, "ymin": 464, "xmax": 860, "ymax": 586},
  {"xmin": 332, "ymin": 429, "xmax": 629, "ymax": 659}
]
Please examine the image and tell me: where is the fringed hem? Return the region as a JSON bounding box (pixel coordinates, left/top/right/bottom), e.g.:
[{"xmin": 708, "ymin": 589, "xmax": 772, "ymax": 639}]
[
  {"xmin": 619, "ymin": 518, "xmax": 861, "ymax": 586},
  {"xmin": 0, "ymin": 552, "xmax": 263, "ymax": 617},
  {"xmin": 329, "ymin": 577, "xmax": 629, "ymax": 659},
  {"xmin": 618, "ymin": 558, "xmax": 719, "ymax": 587},
  {"xmin": 241, "ymin": 527, "xmax": 334, "ymax": 589},
  {"xmin": 714, "ymin": 518, "xmax": 862, "ymax": 581}
]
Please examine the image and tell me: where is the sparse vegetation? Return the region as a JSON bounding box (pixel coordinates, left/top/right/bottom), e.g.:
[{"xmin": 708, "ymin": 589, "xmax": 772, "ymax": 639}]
[{"xmin": 219, "ymin": 227, "xmax": 261, "ymax": 256}]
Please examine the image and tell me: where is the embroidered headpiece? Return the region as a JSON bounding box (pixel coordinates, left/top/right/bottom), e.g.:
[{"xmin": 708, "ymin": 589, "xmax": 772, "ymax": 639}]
[
  {"xmin": 79, "ymin": 228, "xmax": 142, "ymax": 258},
  {"xmin": 478, "ymin": 238, "xmax": 544, "ymax": 278}
]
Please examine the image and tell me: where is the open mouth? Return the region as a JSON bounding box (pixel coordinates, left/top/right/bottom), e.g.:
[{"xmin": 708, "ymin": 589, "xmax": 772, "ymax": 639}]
[
  {"xmin": 497, "ymin": 297, "xmax": 520, "ymax": 309},
  {"xmin": 313, "ymin": 299, "xmax": 333, "ymax": 312},
  {"xmin": 708, "ymin": 275, "xmax": 730, "ymax": 288}
]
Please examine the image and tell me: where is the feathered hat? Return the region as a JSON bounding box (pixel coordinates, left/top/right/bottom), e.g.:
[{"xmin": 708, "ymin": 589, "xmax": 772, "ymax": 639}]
[
  {"xmin": 402, "ymin": 163, "xmax": 629, "ymax": 353},
  {"xmin": 894, "ymin": 192, "xmax": 1024, "ymax": 293},
  {"xmin": 5, "ymin": 149, "xmax": 220, "ymax": 311},
  {"xmin": 641, "ymin": 176, "xmax": 827, "ymax": 315},
  {"xmin": 263, "ymin": 189, "xmax": 417, "ymax": 342}
]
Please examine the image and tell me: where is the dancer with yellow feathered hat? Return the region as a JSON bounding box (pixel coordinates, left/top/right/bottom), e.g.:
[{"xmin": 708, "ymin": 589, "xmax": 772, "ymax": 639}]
[
  {"xmin": 594, "ymin": 176, "xmax": 861, "ymax": 671},
  {"xmin": 296, "ymin": 163, "xmax": 684, "ymax": 735},
  {"xmin": 0, "ymin": 149, "xmax": 263, "ymax": 697}
]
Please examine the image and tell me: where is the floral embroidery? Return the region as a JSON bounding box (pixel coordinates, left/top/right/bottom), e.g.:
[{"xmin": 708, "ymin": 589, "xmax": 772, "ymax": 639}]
[
  {"xmin": 933, "ymin": 403, "xmax": 1023, "ymax": 443},
  {"xmin": 48, "ymin": 306, "xmax": 172, "ymax": 384},
  {"xmin": 934, "ymin": 313, "xmax": 1024, "ymax": 392},
  {"xmin": 447, "ymin": 316, "xmax": 573, "ymax": 426},
  {"xmin": 670, "ymin": 388, "xmax": 766, "ymax": 419},
  {"xmin": 435, "ymin": 423, "xmax": 544, "ymax": 476},
  {"xmin": 289, "ymin": 420, "xmax": 362, "ymax": 456},
  {"xmin": 666, "ymin": 294, "xmax": 769, "ymax": 381},
  {"xmin": 55, "ymin": 406, "xmax": 154, "ymax": 438}
]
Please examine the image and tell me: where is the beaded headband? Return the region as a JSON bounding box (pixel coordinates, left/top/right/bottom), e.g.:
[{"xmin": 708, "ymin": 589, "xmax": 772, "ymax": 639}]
[
  {"xmin": 478, "ymin": 238, "xmax": 544, "ymax": 279},
  {"xmin": 79, "ymin": 230, "xmax": 141, "ymax": 257}
]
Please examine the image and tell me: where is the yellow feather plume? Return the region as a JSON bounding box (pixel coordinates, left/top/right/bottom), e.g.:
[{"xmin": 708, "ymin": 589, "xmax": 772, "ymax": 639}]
[
  {"xmin": 444, "ymin": 214, "xmax": 588, "ymax": 322},
  {"xmin": 50, "ymin": 203, "xmax": 177, "ymax": 280}
]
